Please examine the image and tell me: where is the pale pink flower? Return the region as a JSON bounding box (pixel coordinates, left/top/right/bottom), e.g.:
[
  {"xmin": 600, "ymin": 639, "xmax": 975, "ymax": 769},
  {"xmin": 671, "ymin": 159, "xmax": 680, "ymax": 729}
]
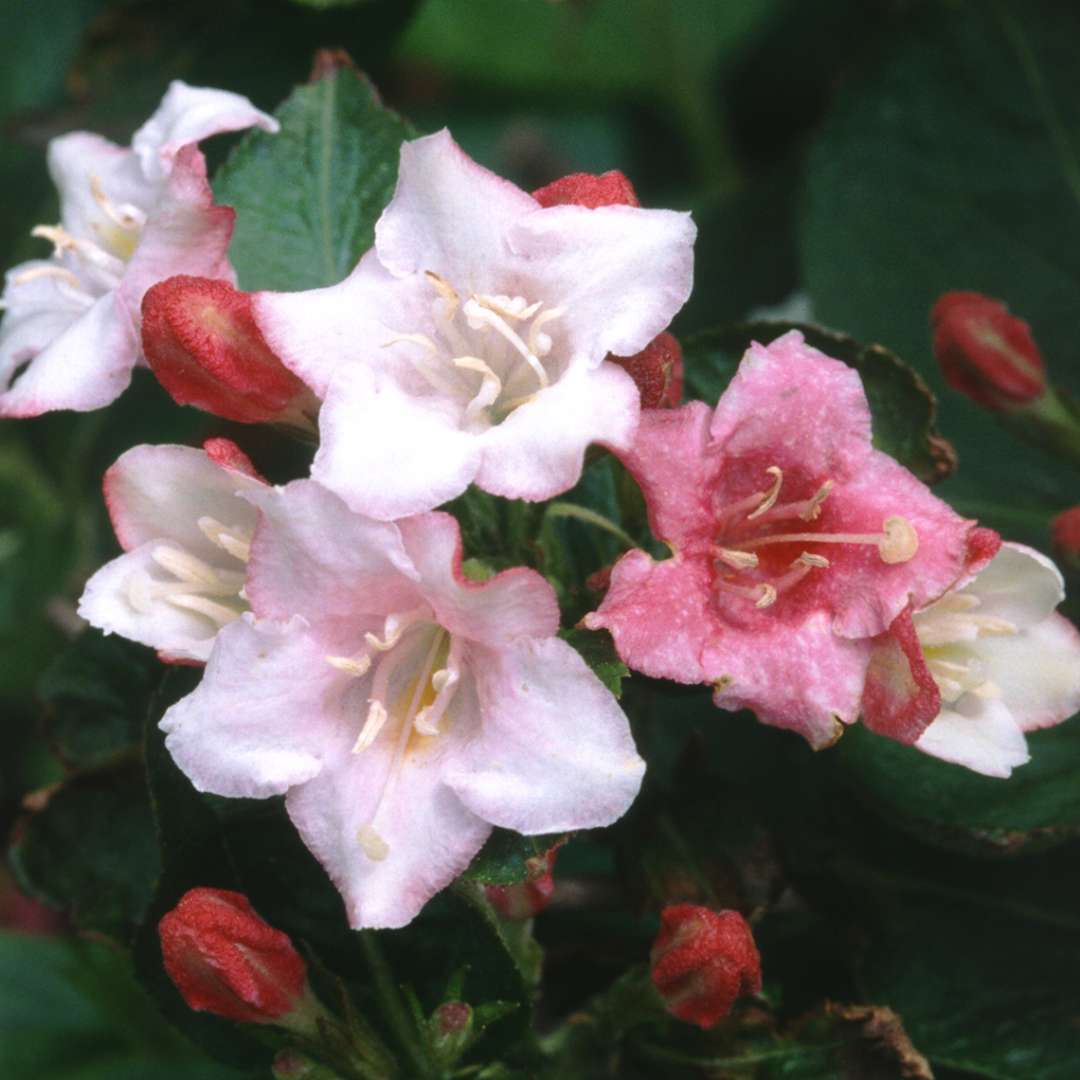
[
  {"xmin": 585, "ymin": 331, "xmax": 982, "ymax": 749},
  {"xmin": 0, "ymin": 82, "xmax": 277, "ymax": 417},
  {"xmin": 863, "ymin": 542, "xmax": 1080, "ymax": 777},
  {"xmin": 78, "ymin": 439, "xmax": 265, "ymax": 663},
  {"xmin": 160, "ymin": 479, "xmax": 644, "ymax": 928},
  {"xmin": 254, "ymin": 129, "xmax": 695, "ymax": 519}
]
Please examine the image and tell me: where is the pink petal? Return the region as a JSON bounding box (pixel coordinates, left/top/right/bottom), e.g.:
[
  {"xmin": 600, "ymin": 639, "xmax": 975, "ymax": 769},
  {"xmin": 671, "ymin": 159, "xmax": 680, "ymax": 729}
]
[
  {"xmin": 131, "ymin": 81, "xmax": 278, "ymax": 182},
  {"xmin": 612, "ymin": 400, "xmax": 716, "ymax": 549},
  {"xmin": 284, "ymin": 701, "xmax": 490, "ymax": 930},
  {"xmin": 584, "ymin": 551, "xmax": 716, "ymax": 684},
  {"xmin": 708, "ymin": 331, "xmax": 872, "ymax": 481},
  {"xmin": 703, "ymin": 611, "xmax": 871, "ymax": 749},
  {"xmin": 861, "ymin": 606, "xmax": 942, "ymax": 745},
  {"xmin": 119, "ymin": 146, "xmax": 236, "ymax": 310},
  {"xmin": 160, "ymin": 617, "xmax": 338, "ymax": 798},
  {"xmin": 446, "ymin": 637, "xmax": 644, "ymax": 833},
  {"xmin": 474, "ymin": 359, "xmax": 640, "ymax": 501},
  {"xmin": 311, "ymin": 361, "xmax": 483, "ymax": 520},
  {"xmin": 103, "ymin": 442, "xmax": 263, "ymax": 556},
  {"xmin": 397, "ymin": 512, "xmax": 559, "ymax": 644},
  {"xmin": 506, "ymin": 202, "xmax": 696, "ymax": 363},
  {"xmin": 374, "ymin": 129, "xmax": 538, "ymax": 288},
  {"xmin": 242, "ymin": 480, "xmax": 421, "ymax": 626},
  {"xmin": 0, "ymin": 291, "xmax": 138, "ymax": 416}
]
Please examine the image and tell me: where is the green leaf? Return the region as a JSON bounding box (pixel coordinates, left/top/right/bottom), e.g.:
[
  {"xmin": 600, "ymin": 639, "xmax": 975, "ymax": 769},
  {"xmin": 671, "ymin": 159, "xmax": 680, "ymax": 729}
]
[
  {"xmin": 835, "ymin": 721, "xmax": 1080, "ymax": 853},
  {"xmin": 682, "ymin": 321, "xmax": 956, "ymax": 484},
  {"xmin": 37, "ymin": 630, "xmax": 159, "ymax": 771},
  {"xmin": 800, "ymin": 0, "xmax": 1079, "ymax": 533},
  {"xmin": 213, "ymin": 63, "xmax": 414, "ymax": 291},
  {"xmin": 0, "ymin": 932, "xmax": 248, "ymax": 1079},
  {"xmin": 463, "ymin": 830, "xmax": 560, "ymax": 888},
  {"xmin": 560, "ymin": 628, "xmax": 628, "ymax": 699}
]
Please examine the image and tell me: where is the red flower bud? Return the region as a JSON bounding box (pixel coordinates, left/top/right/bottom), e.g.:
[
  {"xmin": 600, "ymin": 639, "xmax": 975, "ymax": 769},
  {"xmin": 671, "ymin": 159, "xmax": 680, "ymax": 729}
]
[
  {"xmin": 650, "ymin": 904, "xmax": 761, "ymax": 1029},
  {"xmin": 931, "ymin": 291, "xmax": 1046, "ymax": 411},
  {"xmin": 142, "ymin": 276, "xmax": 314, "ymax": 425},
  {"xmin": 159, "ymin": 888, "xmax": 311, "ymax": 1026},
  {"xmin": 484, "ymin": 844, "xmax": 561, "ymax": 920},
  {"xmin": 610, "ymin": 331, "xmax": 683, "ymax": 409},
  {"xmin": 532, "ymin": 170, "xmax": 640, "ymax": 209},
  {"xmin": 1052, "ymin": 506, "xmax": 1080, "ymax": 570}
]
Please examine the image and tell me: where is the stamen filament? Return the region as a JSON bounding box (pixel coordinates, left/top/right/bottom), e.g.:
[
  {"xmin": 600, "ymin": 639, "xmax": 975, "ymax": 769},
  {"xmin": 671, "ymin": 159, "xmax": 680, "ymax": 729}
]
[
  {"xmin": 463, "ymin": 298, "xmax": 549, "ymax": 389},
  {"xmin": 732, "ymin": 516, "xmax": 918, "ymax": 564},
  {"xmin": 714, "ymin": 547, "xmax": 759, "ymax": 570},
  {"xmin": 165, "ymin": 593, "xmax": 242, "ymax": 627},
  {"xmin": 326, "ymin": 654, "xmax": 372, "ymax": 677},
  {"xmin": 746, "ymin": 466, "xmax": 784, "ymax": 520}
]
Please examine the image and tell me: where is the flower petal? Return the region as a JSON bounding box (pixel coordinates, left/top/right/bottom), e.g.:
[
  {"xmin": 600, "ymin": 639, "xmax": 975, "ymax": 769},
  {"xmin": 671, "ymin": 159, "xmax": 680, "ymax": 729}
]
[
  {"xmin": 374, "ymin": 129, "xmax": 538, "ymax": 287},
  {"xmin": 977, "ymin": 612, "xmax": 1080, "ymax": 732},
  {"xmin": 242, "ymin": 480, "xmax": 421, "ymax": 625},
  {"xmin": 285, "ymin": 699, "xmax": 490, "ymax": 930},
  {"xmin": 311, "ymin": 361, "xmax": 483, "ymax": 520},
  {"xmin": 474, "ymin": 359, "xmax": 640, "ymax": 502},
  {"xmin": 704, "ymin": 611, "xmax": 871, "ymax": 749},
  {"xmin": 506, "ymin": 202, "xmax": 696, "ymax": 362},
  {"xmin": 397, "ymin": 512, "xmax": 559, "ymax": 644},
  {"xmin": 915, "ymin": 696, "xmax": 1029, "ymax": 779},
  {"xmin": 585, "ymin": 551, "xmax": 716, "ymax": 684},
  {"xmin": 0, "ymin": 291, "xmax": 138, "ymax": 416},
  {"xmin": 103, "ymin": 443, "xmax": 263, "ymax": 557},
  {"xmin": 446, "ymin": 637, "xmax": 644, "ymax": 833},
  {"xmin": 131, "ymin": 80, "xmax": 278, "ymax": 183},
  {"xmin": 160, "ymin": 617, "xmax": 339, "ymax": 797},
  {"xmin": 962, "ymin": 541, "xmax": 1065, "ymax": 629},
  {"xmin": 119, "ymin": 146, "xmax": 236, "ymax": 309},
  {"xmin": 708, "ymin": 331, "xmax": 872, "ymax": 480}
]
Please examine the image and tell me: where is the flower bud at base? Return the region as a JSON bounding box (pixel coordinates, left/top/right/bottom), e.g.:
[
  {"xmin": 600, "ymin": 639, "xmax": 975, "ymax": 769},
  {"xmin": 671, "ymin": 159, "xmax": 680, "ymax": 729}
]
[
  {"xmin": 142, "ymin": 275, "xmax": 314, "ymax": 425},
  {"xmin": 610, "ymin": 331, "xmax": 683, "ymax": 409},
  {"xmin": 931, "ymin": 291, "xmax": 1045, "ymax": 411},
  {"xmin": 650, "ymin": 904, "xmax": 761, "ymax": 1029},
  {"xmin": 1052, "ymin": 507, "xmax": 1080, "ymax": 573},
  {"xmin": 532, "ymin": 170, "xmax": 640, "ymax": 209},
  {"xmin": 159, "ymin": 887, "xmax": 313, "ymax": 1028},
  {"xmin": 485, "ymin": 844, "xmax": 561, "ymax": 920}
]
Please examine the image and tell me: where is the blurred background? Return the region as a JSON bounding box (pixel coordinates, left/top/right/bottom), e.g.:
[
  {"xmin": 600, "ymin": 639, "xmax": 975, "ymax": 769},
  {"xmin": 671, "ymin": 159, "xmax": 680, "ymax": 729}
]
[{"xmin": 2, "ymin": 1, "xmax": 1078, "ymax": 1075}]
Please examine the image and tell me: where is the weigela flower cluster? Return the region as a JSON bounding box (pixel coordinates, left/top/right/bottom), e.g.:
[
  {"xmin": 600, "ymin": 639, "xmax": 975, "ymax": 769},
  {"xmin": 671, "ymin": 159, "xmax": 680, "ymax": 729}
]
[{"xmin": 9, "ymin": 84, "xmax": 1079, "ymax": 930}]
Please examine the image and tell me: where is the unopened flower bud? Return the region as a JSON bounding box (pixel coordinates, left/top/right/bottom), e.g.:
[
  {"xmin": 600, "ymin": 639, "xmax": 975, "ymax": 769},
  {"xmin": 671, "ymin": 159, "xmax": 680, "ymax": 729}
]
[
  {"xmin": 142, "ymin": 275, "xmax": 315, "ymax": 425},
  {"xmin": 649, "ymin": 904, "xmax": 761, "ymax": 1029},
  {"xmin": 485, "ymin": 844, "xmax": 560, "ymax": 920},
  {"xmin": 1052, "ymin": 506, "xmax": 1080, "ymax": 572},
  {"xmin": 610, "ymin": 331, "xmax": 683, "ymax": 409},
  {"xmin": 159, "ymin": 887, "xmax": 314, "ymax": 1029},
  {"xmin": 931, "ymin": 291, "xmax": 1046, "ymax": 411},
  {"xmin": 430, "ymin": 1001, "xmax": 474, "ymax": 1063},
  {"xmin": 532, "ymin": 170, "xmax": 640, "ymax": 209}
]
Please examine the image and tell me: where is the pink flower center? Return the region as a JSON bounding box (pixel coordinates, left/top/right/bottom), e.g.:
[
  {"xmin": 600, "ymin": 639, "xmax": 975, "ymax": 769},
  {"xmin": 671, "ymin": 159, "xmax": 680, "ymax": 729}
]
[
  {"xmin": 709, "ymin": 465, "xmax": 918, "ymax": 610},
  {"xmin": 384, "ymin": 272, "xmax": 565, "ymax": 427},
  {"xmin": 325, "ymin": 607, "xmax": 463, "ymax": 863}
]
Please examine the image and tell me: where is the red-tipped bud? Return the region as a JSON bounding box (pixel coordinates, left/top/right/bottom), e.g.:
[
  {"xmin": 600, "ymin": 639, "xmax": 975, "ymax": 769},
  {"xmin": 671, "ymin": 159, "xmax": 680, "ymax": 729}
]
[
  {"xmin": 532, "ymin": 170, "xmax": 640, "ymax": 209},
  {"xmin": 650, "ymin": 904, "xmax": 761, "ymax": 1029},
  {"xmin": 610, "ymin": 331, "xmax": 683, "ymax": 409},
  {"xmin": 159, "ymin": 888, "xmax": 312, "ymax": 1027},
  {"xmin": 485, "ymin": 844, "xmax": 560, "ymax": 920},
  {"xmin": 1052, "ymin": 506, "xmax": 1080, "ymax": 571},
  {"xmin": 931, "ymin": 291, "xmax": 1046, "ymax": 411},
  {"xmin": 142, "ymin": 276, "xmax": 314, "ymax": 425}
]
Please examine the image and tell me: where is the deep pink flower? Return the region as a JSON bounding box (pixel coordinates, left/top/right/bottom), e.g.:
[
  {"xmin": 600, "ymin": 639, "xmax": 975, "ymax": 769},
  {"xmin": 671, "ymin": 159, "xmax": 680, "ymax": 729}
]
[{"xmin": 586, "ymin": 331, "xmax": 981, "ymax": 748}]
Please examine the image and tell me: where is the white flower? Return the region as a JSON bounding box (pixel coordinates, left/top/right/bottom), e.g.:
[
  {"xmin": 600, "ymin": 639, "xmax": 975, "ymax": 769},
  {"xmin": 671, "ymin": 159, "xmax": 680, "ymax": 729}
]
[
  {"xmin": 254, "ymin": 129, "xmax": 695, "ymax": 519},
  {"xmin": 0, "ymin": 82, "xmax": 277, "ymax": 417}
]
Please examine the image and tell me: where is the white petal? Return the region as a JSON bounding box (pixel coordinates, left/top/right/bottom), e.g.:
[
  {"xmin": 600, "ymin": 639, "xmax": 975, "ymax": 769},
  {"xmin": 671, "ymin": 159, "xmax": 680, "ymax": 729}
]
[
  {"xmin": 285, "ymin": 679, "xmax": 490, "ymax": 930},
  {"xmin": 132, "ymin": 80, "xmax": 278, "ymax": 183},
  {"xmin": 963, "ymin": 542, "xmax": 1065, "ymax": 628},
  {"xmin": 374, "ymin": 129, "xmax": 538, "ymax": 288},
  {"xmin": 77, "ymin": 541, "xmax": 227, "ymax": 663},
  {"xmin": 446, "ymin": 637, "xmax": 644, "ymax": 834},
  {"xmin": 507, "ymin": 202, "xmax": 696, "ymax": 363},
  {"xmin": 0, "ymin": 291, "xmax": 138, "ymax": 417},
  {"xmin": 104, "ymin": 443, "xmax": 263, "ymax": 558},
  {"xmin": 397, "ymin": 512, "xmax": 559, "ymax": 644},
  {"xmin": 160, "ymin": 616, "xmax": 338, "ymax": 797},
  {"xmin": 976, "ymin": 612, "xmax": 1080, "ymax": 732},
  {"xmin": 312, "ymin": 361, "xmax": 482, "ymax": 520},
  {"xmin": 474, "ymin": 359, "xmax": 640, "ymax": 501},
  {"xmin": 915, "ymin": 695, "xmax": 1029, "ymax": 779},
  {"xmin": 242, "ymin": 480, "xmax": 421, "ymax": 624}
]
